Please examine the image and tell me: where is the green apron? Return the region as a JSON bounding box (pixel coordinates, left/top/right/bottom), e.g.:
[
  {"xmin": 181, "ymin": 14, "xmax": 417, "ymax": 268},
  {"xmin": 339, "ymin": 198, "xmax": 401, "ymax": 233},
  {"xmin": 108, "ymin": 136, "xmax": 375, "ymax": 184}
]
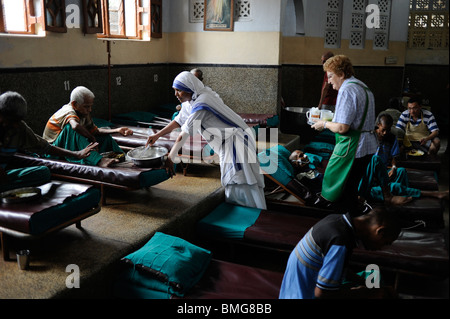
[{"xmin": 321, "ymin": 82, "xmax": 370, "ymax": 202}]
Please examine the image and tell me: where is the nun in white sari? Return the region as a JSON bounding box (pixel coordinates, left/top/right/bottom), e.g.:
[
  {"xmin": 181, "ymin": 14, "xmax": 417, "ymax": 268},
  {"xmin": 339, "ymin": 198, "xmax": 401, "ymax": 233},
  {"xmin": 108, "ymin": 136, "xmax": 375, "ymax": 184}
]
[{"xmin": 146, "ymin": 71, "xmax": 267, "ymax": 209}]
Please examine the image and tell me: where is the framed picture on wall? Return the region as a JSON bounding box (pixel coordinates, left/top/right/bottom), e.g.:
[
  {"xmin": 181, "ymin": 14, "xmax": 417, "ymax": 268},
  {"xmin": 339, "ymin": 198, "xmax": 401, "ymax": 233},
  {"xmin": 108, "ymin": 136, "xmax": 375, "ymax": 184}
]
[{"xmin": 204, "ymin": 0, "xmax": 234, "ymax": 31}]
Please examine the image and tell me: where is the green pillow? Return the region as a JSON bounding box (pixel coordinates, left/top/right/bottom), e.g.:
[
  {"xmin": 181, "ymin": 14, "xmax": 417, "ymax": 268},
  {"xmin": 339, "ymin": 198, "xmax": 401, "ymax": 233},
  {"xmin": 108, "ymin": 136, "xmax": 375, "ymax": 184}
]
[
  {"xmin": 93, "ymin": 117, "xmax": 114, "ymax": 128},
  {"xmin": 122, "ymin": 232, "xmax": 211, "ymax": 296}
]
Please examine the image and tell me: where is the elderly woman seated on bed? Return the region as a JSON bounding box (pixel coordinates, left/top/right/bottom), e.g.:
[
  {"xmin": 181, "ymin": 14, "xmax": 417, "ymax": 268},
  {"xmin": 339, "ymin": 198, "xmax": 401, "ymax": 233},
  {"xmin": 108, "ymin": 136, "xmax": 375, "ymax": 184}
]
[
  {"xmin": 0, "ymin": 91, "xmax": 97, "ymax": 192},
  {"xmin": 42, "ymin": 86, "xmax": 133, "ymax": 167}
]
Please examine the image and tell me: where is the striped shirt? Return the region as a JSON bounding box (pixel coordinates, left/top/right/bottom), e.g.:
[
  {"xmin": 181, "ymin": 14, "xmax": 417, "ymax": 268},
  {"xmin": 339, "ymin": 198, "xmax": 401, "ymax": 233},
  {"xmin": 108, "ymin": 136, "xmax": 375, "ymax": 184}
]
[
  {"xmin": 333, "ymin": 77, "xmax": 378, "ymax": 158},
  {"xmin": 279, "ymin": 213, "xmax": 356, "ymax": 299},
  {"xmin": 396, "ymin": 109, "xmax": 439, "ymax": 133},
  {"xmin": 43, "ymin": 103, "xmax": 98, "ymax": 143}
]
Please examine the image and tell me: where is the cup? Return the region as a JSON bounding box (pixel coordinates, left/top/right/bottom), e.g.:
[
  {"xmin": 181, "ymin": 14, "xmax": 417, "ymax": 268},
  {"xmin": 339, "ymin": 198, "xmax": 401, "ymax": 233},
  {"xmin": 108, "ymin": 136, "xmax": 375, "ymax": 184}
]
[
  {"xmin": 320, "ymin": 110, "xmax": 334, "ymax": 122},
  {"xmin": 306, "ymin": 107, "xmax": 321, "ymax": 124},
  {"xmin": 17, "ymin": 250, "xmax": 30, "ymax": 270}
]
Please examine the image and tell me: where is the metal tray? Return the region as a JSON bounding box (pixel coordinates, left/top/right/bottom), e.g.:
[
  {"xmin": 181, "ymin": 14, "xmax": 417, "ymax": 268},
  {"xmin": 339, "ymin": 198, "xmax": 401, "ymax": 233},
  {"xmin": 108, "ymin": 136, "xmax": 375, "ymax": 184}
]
[{"xmin": 1, "ymin": 187, "xmax": 42, "ymax": 204}]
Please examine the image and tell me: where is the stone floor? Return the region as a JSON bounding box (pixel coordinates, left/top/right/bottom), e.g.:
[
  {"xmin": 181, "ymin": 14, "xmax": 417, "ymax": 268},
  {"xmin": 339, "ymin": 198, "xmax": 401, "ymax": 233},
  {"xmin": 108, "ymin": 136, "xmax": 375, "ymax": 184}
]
[{"xmin": 0, "ymin": 134, "xmax": 447, "ymax": 299}]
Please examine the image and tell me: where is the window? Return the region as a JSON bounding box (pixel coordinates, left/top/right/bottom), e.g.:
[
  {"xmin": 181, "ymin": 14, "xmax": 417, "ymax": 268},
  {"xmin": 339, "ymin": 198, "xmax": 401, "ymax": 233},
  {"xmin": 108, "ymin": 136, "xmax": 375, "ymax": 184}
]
[
  {"xmin": 408, "ymin": 0, "xmax": 449, "ymax": 49},
  {"xmin": 100, "ymin": 0, "xmax": 161, "ymax": 40},
  {"xmin": 0, "ymin": 0, "xmax": 43, "ymax": 34},
  {"xmin": 324, "ymin": 0, "xmax": 343, "ymax": 48},
  {"xmin": 0, "ymin": 0, "xmax": 68, "ymax": 35},
  {"xmin": 82, "ymin": 0, "xmax": 103, "ymax": 34},
  {"xmin": 372, "ymin": 0, "xmax": 392, "ymax": 50},
  {"xmin": 44, "ymin": 0, "xmax": 67, "ymax": 32},
  {"xmin": 349, "ymin": 0, "xmax": 367, "ymax": 49}
]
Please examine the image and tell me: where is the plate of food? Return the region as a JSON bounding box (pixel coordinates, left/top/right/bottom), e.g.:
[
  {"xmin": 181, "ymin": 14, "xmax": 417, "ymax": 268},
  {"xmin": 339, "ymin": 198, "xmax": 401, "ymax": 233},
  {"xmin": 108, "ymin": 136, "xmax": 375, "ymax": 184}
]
[
  {"xmin": 408, "ymin": 149, "xmax": 425, "ymax": 157},
  {"xmin": 1, "ymin": 187, "xmax": 42, "ymax": 204}
]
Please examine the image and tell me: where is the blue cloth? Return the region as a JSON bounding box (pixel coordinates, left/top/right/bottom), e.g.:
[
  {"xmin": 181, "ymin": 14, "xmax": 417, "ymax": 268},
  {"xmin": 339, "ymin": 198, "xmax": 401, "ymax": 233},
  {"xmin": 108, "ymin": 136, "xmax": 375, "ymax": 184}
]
[
  {"xmin": 197, "ymin": 202, "xmax": 262, "ymax": 239},
  {"xmin": 358, "ymin": 155, "xmax": 421, "ymax": 202},
  {"xmin": 375, "ymin": 132, "xmax": 400, "ymax": 166}
]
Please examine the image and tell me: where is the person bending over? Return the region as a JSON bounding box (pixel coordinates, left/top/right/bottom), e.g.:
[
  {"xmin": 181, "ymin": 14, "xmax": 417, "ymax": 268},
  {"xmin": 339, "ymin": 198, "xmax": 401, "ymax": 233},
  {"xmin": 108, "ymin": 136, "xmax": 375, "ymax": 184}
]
[{"xmin": 279, "ymin": 206, "xmax": 400, "ymax": 299}]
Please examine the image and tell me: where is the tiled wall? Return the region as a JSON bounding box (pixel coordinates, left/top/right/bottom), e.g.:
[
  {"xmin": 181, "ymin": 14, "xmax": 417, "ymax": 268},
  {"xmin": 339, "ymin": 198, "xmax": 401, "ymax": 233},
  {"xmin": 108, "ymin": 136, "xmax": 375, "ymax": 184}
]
[
  {"xmin": 1, "ymin": 63, "xmax": 447, "ymax": 136},
  {"xmin": 0, "ymin": 64, "xmax": 281, "ymax": 133}
]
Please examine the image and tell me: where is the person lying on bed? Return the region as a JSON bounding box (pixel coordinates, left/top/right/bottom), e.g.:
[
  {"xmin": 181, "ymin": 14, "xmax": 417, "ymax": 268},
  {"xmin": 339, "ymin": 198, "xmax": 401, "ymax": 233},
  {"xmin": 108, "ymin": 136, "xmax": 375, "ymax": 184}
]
[
  {"xmin": 359, "ymin": 114, "xmax": 448, "ymax": 205},
  {"xmin": 43, "ymin": 86, "xmax": 133, "ymax": 167},
  {"xmin": 0, "ymin": 91, "xmax": 97, "ymax": 192},
  {"xmin": 279, "ymin": 206, "xmax": 400, "ymax": 299},
  {"xmin": 288, "ymin": 149, "xmax": 323, "ymax": 197}
]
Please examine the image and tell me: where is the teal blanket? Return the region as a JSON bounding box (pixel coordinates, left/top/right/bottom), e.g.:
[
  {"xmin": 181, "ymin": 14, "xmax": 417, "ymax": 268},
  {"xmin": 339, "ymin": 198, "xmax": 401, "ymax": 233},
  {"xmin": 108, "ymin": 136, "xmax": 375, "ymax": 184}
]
[
  {"xmin": 257, "ymin": 144, "xmax": 294, "ymax": 186},
  {"xmin": 197, "ymin": 202, "xmax": 262, "ymax": 239}
]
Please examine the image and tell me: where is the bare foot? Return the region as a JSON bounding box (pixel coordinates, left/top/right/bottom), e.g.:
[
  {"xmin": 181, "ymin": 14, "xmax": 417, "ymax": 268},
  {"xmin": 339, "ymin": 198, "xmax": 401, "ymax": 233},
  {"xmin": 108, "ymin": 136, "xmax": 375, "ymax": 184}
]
[
  {"xmin": 438, "ymin": 190, "xmax": 449, "ymax": 200},
  {"xmin": 99, "ymin": 157, "xmax": 119, "ymax": 167},
  {"xmin": 385, "ymin": 194, "xmax": 413, "ymax": 206}
]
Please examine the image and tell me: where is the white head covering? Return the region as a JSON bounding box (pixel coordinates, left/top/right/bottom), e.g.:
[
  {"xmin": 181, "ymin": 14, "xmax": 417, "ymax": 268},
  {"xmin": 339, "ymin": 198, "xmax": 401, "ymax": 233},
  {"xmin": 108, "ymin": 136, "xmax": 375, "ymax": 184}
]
[{"xmin": 172, "ymin": 71, "xmax": 250, "ymax": 132}]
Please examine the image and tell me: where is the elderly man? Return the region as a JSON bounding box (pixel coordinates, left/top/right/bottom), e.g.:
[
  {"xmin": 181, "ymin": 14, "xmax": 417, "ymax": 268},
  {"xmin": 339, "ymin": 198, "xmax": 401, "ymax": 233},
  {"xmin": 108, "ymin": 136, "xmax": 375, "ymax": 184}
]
[
  {"xmin": 396, "ymin": 97, "xmax": 440, "ymax": 155},
  {"xmin": 43, "ymin": 86, "xmax": 132, "ymax": 167},
  {"xmin": 0, "ymin": 91, "xmax": 97, "ymax": 192}
]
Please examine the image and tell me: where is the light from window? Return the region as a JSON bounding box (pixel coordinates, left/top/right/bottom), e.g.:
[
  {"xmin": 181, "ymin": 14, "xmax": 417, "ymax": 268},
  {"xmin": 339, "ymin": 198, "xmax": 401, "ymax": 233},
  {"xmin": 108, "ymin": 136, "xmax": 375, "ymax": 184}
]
[
  {"xmin": 125, "ymin": 0, "xmax": 137, "ymax": 37},
  {"xmin": 2, "ymin": 0, "xmax": 26, "ymax": 32},
  {"xmin": 102, "ymin": 0, "xmax": 155, "ymax": 39}
]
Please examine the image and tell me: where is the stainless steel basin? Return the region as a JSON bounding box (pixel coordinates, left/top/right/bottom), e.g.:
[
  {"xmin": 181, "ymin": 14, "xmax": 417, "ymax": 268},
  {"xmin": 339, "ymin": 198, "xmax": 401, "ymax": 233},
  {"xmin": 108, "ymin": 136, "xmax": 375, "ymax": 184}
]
[
  {"xmin": 284, "ymin": 106, "xmax": 311, "ymax": 114},
  {"xmin": 280, "ymin": 106, "xmax": 317, "ymax": 143}
]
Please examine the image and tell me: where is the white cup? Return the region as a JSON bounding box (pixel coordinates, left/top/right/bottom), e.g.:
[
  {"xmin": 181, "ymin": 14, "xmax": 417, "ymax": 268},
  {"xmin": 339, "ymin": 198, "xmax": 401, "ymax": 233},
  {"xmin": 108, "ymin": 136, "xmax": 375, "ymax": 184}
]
[
  {"xmin": 306, "ymin": 107, "xmax": 321, "ymax": 123},
  {"xmin": 321, "ymin": 110, "xmax": 334, "ymax": 122}
]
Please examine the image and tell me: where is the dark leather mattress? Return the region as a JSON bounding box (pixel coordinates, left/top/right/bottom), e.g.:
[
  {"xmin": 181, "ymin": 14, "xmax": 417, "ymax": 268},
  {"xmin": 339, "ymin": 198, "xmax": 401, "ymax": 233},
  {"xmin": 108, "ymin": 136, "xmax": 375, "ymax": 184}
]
[
  {"xmin": 397, "ymin": 154, "xmax": 441, "ymax": 173},
  {"xmin": 0, "ymin": 181, "xmax": 100, "ymax": 235},
  {"xmin": 12, "ymin": 153, "xmax": 169, "ymax": 189},
  {"xmin": 176, "ymin": 259, "xmax": 283, "ymax": 299},
  {"xmin": 198, "ymin": 204, "xmax": 449, "ymax": 277},
  {"xmin": 243, "ymin": 210, "xmax": 448, "ymax": 276}
]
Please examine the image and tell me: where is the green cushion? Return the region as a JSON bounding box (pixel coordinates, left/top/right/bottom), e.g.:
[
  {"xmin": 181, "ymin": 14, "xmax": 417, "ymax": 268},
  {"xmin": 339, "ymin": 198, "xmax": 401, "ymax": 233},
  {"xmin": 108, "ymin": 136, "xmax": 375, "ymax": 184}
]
[
  {"xmin": 93, "ymin": 117, "xmax": 114, "ymax": 128},
  {"xmin": 122, "ymin": 232, "xmax": 211, "ymax": 297},
  {"xmin": 197, "ymin": 202, "xmax": 262, "ymax": 239},
  {"xmin": 29, "ymin": 187, "xmax": 100, "ymax": 235}
]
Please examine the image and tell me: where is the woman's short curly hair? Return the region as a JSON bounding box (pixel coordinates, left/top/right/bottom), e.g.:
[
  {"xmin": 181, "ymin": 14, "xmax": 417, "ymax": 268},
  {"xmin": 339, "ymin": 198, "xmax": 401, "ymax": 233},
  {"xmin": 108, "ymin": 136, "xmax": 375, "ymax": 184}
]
[{"xmin": 323, "ymin": 54, "xmax": 355, "ymax": 79}]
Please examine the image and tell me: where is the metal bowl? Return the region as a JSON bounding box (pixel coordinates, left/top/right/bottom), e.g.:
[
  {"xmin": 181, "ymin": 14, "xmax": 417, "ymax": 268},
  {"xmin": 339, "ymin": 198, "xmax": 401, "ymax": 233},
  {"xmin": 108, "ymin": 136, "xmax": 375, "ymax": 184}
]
[
  {"xmin": 1, "ymin": 187, "xmax": 41, "ymax": 204},
  {"xmin": 127, "ymin": 146, "xmax": 168, "ymax": 168}
]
